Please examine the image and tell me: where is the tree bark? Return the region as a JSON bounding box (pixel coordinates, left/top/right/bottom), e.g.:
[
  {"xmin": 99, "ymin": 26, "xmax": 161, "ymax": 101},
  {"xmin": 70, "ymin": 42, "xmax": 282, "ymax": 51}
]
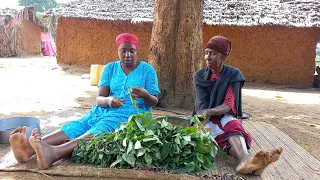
[{"xmin": 149, "ymin": 0, "xmax": 204, "ymax": 109}]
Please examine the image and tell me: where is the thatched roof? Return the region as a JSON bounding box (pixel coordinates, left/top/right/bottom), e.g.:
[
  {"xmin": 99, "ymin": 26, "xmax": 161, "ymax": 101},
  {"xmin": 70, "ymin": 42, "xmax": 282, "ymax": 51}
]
[
  {"xmin": 46, "ymin": 0, "xmax": 154, "ymax": 23},
  {"xmin": 0, "ymin": 6, "xmax": 42, "ymax": 27},
  {"xmin": 0, "ymin": 6, "xmax": 25, "ymax": 17},
  {"xmin": 46, "ymin": 0, "xmax": 320, "ymax": 27}
]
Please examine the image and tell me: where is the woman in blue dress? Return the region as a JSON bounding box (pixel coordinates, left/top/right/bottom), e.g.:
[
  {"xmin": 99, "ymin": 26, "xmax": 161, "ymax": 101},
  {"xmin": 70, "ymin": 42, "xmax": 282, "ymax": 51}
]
[{"xmin": 9, "ymin": 33, "xmax": 160, "ymax": 170}]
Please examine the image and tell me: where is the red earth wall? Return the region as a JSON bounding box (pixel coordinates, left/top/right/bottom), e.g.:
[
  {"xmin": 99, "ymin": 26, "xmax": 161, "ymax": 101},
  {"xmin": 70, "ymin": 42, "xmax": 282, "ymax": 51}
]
[
  {"xmin": 56, "ymin": 18, "xmax": 152, "ymax": 66},
  {"xmin": 56, "ymin": 17, "xmax": 320, "ymax": 85},
  {"xmin": 19, "ymin": 19, "xmax": 41, "ymax": 55},
  {"xmin": 203, "ymin": 25, "xmax": 320, "ymax": 85}
]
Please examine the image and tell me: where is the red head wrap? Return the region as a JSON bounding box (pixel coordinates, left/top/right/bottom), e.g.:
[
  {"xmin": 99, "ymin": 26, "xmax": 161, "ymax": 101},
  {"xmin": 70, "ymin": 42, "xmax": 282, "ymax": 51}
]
[
  {"xmin": 116, "ymin": 33, "xmax": 139, "ymax": 49},
  {"xmin": 205, "ymin": 35, "xmax": 232, "ymax": 56}
]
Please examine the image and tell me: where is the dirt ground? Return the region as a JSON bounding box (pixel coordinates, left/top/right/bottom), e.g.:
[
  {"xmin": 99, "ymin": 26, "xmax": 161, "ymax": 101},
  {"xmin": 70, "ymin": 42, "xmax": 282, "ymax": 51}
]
[{"xmin": 0, "ymin": 56, "xmax": 320, "ymax": 179}]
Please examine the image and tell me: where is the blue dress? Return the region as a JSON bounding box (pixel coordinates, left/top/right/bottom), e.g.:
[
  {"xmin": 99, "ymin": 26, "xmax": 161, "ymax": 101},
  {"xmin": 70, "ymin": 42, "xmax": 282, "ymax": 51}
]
[{"xmin": 61, "ymin": 60, "xmax": 160, "ymax": 138}]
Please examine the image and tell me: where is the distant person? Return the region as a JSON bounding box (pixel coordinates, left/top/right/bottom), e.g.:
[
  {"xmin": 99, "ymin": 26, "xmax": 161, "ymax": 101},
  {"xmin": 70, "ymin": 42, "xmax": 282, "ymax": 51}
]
[
  {"xmin": 9, "ymin": 33, "xmax": 160, "ymax": 170},
  {"xmin": 4, "ymin": 15, "xmax": 13, "ymax": 28},
  {"xmin": 41, "ymin": 26, "xmax": 57, "ymax": 57},
  {"xmin": 313, "ymin": 66, "xmax": 320, "ymax": 88},
  {"xmin": 192, "ymin": 35, "xmax": 283, "ymax": 175}
]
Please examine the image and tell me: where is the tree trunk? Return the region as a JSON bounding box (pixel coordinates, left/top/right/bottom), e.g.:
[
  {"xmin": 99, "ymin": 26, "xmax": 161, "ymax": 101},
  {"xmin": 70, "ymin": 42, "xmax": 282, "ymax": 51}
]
[{"xmin": 149, "ymin": 0, "xmax": 204, "ymax": 109}]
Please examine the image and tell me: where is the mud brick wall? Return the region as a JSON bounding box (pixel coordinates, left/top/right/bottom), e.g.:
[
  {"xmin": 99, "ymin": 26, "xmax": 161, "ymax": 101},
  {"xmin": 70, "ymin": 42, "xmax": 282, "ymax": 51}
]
[
  {"xmin": 56, "ymin": 17, "xmax": 320, "ymax": 86},
  {"xmin": 203, "ymin": 25, "xmax": 320, "ymax": 86},
  {"xmin": 56, "ymin": 17, "xmax": 152, "ymax": 66},
  {"xmin": 19, "ymin": 19, "xmax": 41, "ymax": 55}
]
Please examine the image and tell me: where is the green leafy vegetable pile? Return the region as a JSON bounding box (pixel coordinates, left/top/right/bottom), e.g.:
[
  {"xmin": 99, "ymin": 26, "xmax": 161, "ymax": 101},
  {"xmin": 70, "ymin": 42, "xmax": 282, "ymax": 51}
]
[{"xmin": 71, "ymin": 112, "xmax": 218, "ymax": 173}]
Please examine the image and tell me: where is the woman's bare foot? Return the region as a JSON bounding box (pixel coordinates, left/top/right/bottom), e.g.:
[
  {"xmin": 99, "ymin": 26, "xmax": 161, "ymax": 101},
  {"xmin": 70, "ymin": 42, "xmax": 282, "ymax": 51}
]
[
  {"xmin": 29, "ymin": 128, "xmax": 56, "ymax": 170},
  {"xmin": 236, "ymin": 148, "xmax": 283, "ymax": 175},
  {"xmin": 9, "ymin": 126, "xmax": 35, "ymax": 163},
  {"xmin": 252, "ymin": 148, "xmax": 283, "ymax": 175},
  {"xmin": 236, "ymin": 150, "xmax": 271, "ymax": 174}
]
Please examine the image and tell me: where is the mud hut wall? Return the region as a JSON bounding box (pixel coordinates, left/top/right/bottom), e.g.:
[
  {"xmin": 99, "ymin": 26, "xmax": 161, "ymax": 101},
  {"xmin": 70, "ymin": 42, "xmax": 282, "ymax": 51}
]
[
  {"xmin": 203, "ymin": 25, "xmax": 320, "ymax": 85},
  {"xmin": 56, "ymin": 17, "xmax": 153, "ymax": 66},
  {"xmin": 19, "ymin": 19, "xmax": 41, "ymax": 55},
  {"xmin": 56, "ymin": 18, "xmax": 319, "ymax": 85}
]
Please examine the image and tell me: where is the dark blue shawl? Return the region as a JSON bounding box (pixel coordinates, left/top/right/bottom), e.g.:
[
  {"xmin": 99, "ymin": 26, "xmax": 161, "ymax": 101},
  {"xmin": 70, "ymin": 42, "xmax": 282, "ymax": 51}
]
[{"xmin": 192, "ymin": 65, "xmax": 245, "ymax": 119}]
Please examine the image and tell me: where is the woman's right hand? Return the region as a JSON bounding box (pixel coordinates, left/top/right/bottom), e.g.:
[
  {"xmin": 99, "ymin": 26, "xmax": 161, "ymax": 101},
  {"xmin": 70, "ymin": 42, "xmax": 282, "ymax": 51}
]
[
  {"xmin": 197, "ymin": 109, "xmax": 211, "ymax": 118},
  {"xmin": 197, "ymin": 109, "xmax": 212, "ymax": 125},
  {"xmin": 108, "ymin": 97, "xmax": 125, "ymax": 108}
]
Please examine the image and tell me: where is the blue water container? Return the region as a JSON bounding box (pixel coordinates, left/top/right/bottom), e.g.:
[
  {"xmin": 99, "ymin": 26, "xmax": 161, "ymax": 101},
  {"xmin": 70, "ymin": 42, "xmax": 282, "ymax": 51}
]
[{"xmin": 0, "ymin": 117, "xmax": 41, "ymax": 144}]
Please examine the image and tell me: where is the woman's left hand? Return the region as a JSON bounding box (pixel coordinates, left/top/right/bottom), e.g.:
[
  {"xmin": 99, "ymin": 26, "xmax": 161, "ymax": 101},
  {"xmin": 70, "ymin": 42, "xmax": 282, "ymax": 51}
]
[{"xmin": 131, "ymin": 87, "xmax": 148, "ymax": 100}]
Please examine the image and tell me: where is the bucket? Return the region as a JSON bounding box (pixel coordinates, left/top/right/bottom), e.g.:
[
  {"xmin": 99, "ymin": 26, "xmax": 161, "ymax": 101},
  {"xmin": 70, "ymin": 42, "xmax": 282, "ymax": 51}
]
[
  {"xmin": 90, "ymin": 64, "xmax": 105, "ymax": 86},
  {"xmin": 0, "ymin": 117, "xmax": 41, "ymax": 144}
]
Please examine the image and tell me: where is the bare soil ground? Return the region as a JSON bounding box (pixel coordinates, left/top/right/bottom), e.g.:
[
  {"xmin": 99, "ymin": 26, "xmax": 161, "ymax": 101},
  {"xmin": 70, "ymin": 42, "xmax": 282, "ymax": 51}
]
[{"xmin": 0, "ymin": 56, "xmax": 319, "ymax": 179}]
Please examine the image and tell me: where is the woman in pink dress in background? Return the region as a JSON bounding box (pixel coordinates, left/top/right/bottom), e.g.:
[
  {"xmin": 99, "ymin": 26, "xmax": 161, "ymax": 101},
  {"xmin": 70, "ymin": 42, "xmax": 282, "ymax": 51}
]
[{"xmin": 41, "ymin": 26, "xmax": 57, "ymax": 57}]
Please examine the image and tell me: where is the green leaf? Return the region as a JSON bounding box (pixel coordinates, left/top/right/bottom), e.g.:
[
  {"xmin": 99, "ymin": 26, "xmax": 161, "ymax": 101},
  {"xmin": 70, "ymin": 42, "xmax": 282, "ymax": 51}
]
[
  {"xmin": 165, "ymin": 123, "xmax": 173, "ymax": 130},
  {"xmin": 169, "ymin": 144, "xmax": 175, "ymax": 156},
  {"xmin": 136, "ymin": 148, "xmax": 146, "ymax": 157},
  {"xmin": 122, "ymin": 138, "xmax": 127, "ymax": 147},
  {"xmin": 169, "ymin": 162, "xmax": 176, "ymax": 169},
  {"xmin": 86, "ymin": 143, "xmax": 93, "ymax": 151},
  {"xmin": 194, "ymin": 165, "xmax": 201, "ymax": 172},
  {"xmin": 195, "ymin": 143, "xmax": 209, "ymax": 153},
  {"xmin": 174, "ymin": 136, "xmax": 181, "ymax": 145},
  {"xmin": 144, "ymin": 130, "xmax": 154, "ymax": 136},
  {"xmin": 183, "ymin": 127, "xmax": 198, "ymax": 134},
  {"xmin": 127, "ymin": 140, "xmax": 133, "ymax": 154},
  {"xmin": 183, "ymin": 149, "xmax": 192, "ymax": 156},
  {"xmin": 142, "ymin": 137, "xmax": 158, "ymax": 142},
  {"xmin": 110, "ymin": 158, "xmax": 122, "ymax": 168},
  {"xmin": 189, "ymin": 116, "xmax": 200, "ymax": 128},
  {"xmin": 161, "ymin": 142, "xmax": 170, "ymax": 160},
  {"xmin": 196, "ymin": 153, "xmax": 204, "ymax": 163},
  {"xmin": 120, "ymin": 123, "xmax": 127, "ymax": 131},
  {"xmin": 210, "ymin": 144, "xmax": 218, "ymax": 157},
  {"xmin": 144, "ymin": 152, "xmax": 152, "ymax": 165},
  {"xmin": 182, "ymin": 135, "xmax": 191, "ymax": 142},
  {"xmin": 202, "ymin": 155, "xmax": 212, "ymax": 164},
  {"xmin": 174, "ymin": 144, "xmax": 181, "ymax": 153},
  {"xmin": 188, "ymin": 141, "xmax": 196, "ymax": 146},
  {"xmin": 181, "ymin": 140, "xmax": 188, "ymax": 148},
  {"xmin": 174, "ymin": 155, "xmax": 180, "ymax": 163},
  {"xmin": 134, "ymin": 140, "xmax": 143, "ymax": 149},
  {"xmin": 201, "ymin": 161, "xmax": 214, "ymax": 170},
  {"xmin": 182, "ymin": 162, "xmax": 195, "ymax": 173},
  {"xmin": 161, "ymin": 120, "xmax": 169, "ymax": 128},
  {"xmin": 154, "ymin": 152, "xmax": 161, "ymax": 160},
  {"xmin": 122, "ymin": 154, "xmax": 136, "ymax": 167},
  {"xmin": 99, "ymin": 153, "xmax": 104, "ymax": 160},
  {"xmin": 136, "ymin": 121, "xmax": 145, "ymax": 131},
  {"xmin": 105, "ymin": 148, "xmax": 120, "ymax": 155}
]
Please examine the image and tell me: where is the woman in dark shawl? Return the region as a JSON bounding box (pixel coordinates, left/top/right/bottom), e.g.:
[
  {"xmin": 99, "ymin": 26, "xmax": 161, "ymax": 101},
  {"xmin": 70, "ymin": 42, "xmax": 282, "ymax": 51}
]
[{"xmin": 193, "ymin": 35, "xmax": 283, "ymax": 175}]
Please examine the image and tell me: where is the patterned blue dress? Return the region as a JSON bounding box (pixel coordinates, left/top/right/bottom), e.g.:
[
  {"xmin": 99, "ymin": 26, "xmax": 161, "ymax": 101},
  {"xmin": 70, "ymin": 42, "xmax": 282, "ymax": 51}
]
[{"xmin": 61, "ymin": 60, "xmax": 160, "ymax": 138}]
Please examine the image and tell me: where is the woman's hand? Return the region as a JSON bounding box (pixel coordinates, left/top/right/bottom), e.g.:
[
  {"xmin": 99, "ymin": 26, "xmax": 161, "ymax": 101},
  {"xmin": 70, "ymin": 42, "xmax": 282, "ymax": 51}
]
[
  {"xmin": 197, "ymin": 109, "xmax": 212, "ymax": 118},
  {"xmin": 196, "ymin": 109, "xmax": 212, "ymax": 126},
  {"xmin": 130, "ymin": 87, "xmax": 148, "ymax": 100},
  {"xmin": 130, "ymin": 87, "xmax": 158, "ymax": 107},
  {"xmin": 109, "ymin": 97, "xmax": 125, "ymax": 108}
]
